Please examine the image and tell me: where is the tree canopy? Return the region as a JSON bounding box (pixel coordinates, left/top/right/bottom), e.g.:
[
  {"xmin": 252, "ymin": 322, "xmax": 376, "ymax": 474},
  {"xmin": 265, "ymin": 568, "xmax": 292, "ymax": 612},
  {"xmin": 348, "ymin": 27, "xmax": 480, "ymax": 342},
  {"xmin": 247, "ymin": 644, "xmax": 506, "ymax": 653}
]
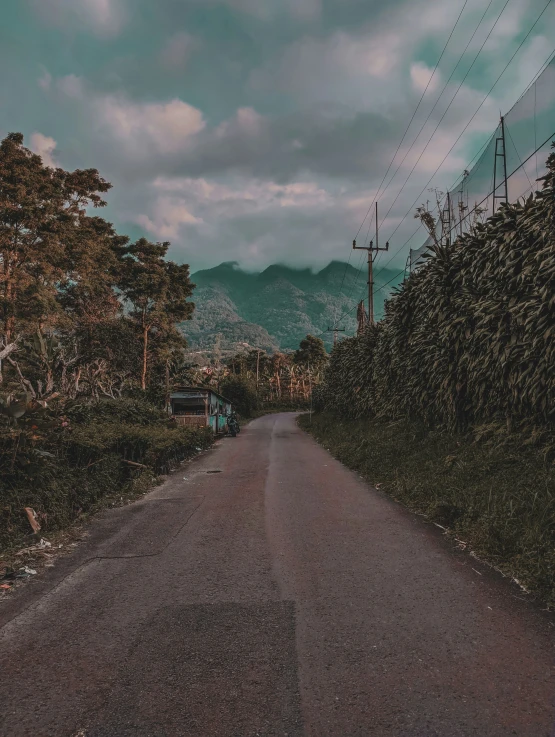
[{"xmin": 0, "ymin": 133, "xmax": 195, "ymax": 402}]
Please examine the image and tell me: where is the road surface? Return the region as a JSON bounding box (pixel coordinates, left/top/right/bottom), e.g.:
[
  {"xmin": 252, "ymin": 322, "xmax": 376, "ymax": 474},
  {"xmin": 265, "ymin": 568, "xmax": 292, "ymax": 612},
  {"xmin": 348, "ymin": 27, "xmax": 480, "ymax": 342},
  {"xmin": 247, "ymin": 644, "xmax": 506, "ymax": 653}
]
[{"xmin": 1, "ymin": 413, "xmax": 553, "ymax": 737}]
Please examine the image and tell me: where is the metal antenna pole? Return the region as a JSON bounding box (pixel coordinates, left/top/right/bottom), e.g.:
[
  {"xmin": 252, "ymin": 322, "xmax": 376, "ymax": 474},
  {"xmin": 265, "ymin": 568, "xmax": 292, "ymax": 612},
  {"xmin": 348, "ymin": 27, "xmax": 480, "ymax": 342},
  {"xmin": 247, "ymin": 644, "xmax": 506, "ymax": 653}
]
[
  {"xmin": 501, "ymin": 114, "xmax": 509, "ymax": 204},
  {"xmin": 493, "ymin": 115, "xmax": 509, "ymax": 212}
]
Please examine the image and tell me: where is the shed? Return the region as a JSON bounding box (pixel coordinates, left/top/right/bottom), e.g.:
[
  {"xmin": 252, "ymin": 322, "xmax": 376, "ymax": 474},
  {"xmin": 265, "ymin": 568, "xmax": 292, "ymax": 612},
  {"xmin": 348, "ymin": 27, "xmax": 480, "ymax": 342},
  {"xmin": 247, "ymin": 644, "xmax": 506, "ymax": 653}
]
[{"xmin": 169, "ymin": 386, "xmax": 233, "ymax": 434}]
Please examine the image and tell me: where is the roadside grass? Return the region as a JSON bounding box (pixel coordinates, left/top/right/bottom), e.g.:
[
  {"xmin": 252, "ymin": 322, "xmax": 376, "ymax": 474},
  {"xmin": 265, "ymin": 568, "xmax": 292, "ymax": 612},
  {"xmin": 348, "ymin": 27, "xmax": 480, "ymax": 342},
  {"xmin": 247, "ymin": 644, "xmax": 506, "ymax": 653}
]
[
  {"xmin": 298, "ymin": 411, "xmax": 555, "ymax": 608},
  {"xmin": 0, "ymin": 398, "xmax": 213, "ymax": 555}
]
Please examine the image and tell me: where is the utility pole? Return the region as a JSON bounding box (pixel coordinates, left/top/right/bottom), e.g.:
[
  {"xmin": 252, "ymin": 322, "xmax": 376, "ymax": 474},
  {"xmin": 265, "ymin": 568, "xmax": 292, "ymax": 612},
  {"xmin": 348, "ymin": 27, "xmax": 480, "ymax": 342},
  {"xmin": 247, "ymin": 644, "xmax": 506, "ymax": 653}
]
[
  {"xmin": 327, "ymin": 326, "xmax": 346, "ymax": 346},
  {"xmin": 353, "ymin": 202, "xmax": 389, "ymax": 326},
  {"xmin": 493, "ymin": 115, "xmax": 509, "ymax": 212},
  {"xmin": 458, "ymin": 168, "xmax": 469, "ymax": 237},
  {"xmin": 255, "ymin": 348, "xmax": 264, "ymax": 390},
  {"xmin": 441, "ymin": 191, "xmax": 452, "ymax": 246},
  {"xmin": 356, "ymin": 300, "xmax": 368, "ymax": 335}
]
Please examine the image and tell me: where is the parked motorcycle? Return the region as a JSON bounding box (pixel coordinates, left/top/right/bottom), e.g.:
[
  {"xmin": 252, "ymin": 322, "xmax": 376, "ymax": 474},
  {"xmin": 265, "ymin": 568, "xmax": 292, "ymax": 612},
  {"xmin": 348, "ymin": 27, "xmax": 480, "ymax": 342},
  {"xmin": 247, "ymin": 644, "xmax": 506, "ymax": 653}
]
[{"xmin": 227, "ymin": 413, "xmax": 240, "ymax": 437}]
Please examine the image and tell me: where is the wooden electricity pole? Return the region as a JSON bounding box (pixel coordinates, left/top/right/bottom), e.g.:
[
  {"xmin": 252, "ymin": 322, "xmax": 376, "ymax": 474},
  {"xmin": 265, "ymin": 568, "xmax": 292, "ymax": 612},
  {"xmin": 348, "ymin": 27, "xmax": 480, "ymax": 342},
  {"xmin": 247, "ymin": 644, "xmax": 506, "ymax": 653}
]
[
  {"xmin": 327, "ymin": 326, "xmax": 346, "ymax": 346},
  {"xmin": 353, "ymin": 202, "xmax": 389, "ymax": 326},
  {"xmin": 255, "ymin": 348, "xmax": 264, "ymax": 390}
]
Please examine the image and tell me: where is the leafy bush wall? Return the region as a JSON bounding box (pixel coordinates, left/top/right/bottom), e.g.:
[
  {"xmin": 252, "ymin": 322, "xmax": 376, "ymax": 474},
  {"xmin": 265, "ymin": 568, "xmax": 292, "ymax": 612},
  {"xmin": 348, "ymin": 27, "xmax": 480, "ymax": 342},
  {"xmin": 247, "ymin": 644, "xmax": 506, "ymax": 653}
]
[{"xmin": 317, "ymin": 147, "xmax": 555, "ymax": 431}]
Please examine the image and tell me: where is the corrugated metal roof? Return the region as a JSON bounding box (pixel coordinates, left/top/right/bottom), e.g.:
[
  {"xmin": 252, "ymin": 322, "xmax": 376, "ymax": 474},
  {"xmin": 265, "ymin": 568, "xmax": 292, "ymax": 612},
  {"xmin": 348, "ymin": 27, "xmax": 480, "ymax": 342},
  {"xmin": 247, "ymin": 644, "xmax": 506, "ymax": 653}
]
[{"xmin": 171, "ymin": 386, "xmax": 233, "ymax": 405}]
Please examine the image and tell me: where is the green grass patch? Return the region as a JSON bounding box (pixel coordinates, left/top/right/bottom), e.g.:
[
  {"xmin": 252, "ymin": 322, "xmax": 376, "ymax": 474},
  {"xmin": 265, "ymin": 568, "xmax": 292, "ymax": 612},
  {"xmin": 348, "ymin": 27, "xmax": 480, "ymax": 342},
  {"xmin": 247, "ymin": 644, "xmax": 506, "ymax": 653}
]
[
  {"xmin": 0, "ymin": 399, "xmax": 213, "ymax": 553},
  {"xmin": 299, "ymin": 412, "xmax": 555, "ymax": 607}
]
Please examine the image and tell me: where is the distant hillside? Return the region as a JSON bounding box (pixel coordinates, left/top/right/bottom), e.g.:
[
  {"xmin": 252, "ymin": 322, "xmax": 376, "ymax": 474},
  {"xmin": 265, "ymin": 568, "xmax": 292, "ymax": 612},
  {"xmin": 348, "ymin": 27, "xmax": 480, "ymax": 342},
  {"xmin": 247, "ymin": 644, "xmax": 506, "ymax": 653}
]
[{"xmin": 180, "ymin": 260, "xmax": 403, "ymax": 354}]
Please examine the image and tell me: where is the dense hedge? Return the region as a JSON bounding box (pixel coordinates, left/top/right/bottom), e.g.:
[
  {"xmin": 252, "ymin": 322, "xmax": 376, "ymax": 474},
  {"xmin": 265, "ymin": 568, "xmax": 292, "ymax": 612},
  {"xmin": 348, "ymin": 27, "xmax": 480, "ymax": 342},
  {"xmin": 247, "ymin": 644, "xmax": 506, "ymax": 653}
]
[
  {"xmin": 317, "ymin": 147, "xmax": 555, "ymax": 431},
  {"xmin": 0, "ymin": 398, "xmax": 212, "ymax": 550}
]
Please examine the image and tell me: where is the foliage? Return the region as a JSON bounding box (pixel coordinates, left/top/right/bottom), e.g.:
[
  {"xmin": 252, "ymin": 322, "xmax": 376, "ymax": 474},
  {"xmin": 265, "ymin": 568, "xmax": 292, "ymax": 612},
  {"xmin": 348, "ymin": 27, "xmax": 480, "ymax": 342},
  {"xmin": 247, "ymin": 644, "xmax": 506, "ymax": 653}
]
[
  {"xmin": 0, "ymin": 134, "xmax": 204, "ymax": 551},
  {"xmin": 0, "ymin": 397, "xmax": 212, "ymax": 551},
  {"xmin": 300, "ymin": 412, "xmax": 555, "ymax": 607},
  {"xmin": 0, "ymin": 133, "xmax": 195, "ymax": 399},
  {"xmin": 219, "ymin": 375, "xmax": 259, "ymax": 417},
  {"xmin": 117, "ymin": 238, "xmax": 194, "ymax": 390},
  {"xmin": 294, "ymin": 334, "xmax": 328, "ymax": 370},
  {"xmin": 0, "ymin": 132, "xmax": 113, "ymax": 345},
  {"xmin": 318, "ymin": 146, "xmax": 555, "ymax": 432},
  {"xmin": 66, "ymin": 396, "xmax": 164, "ymax": 425},
  {"xmin": 221, "ymin": 334, "xmax": 327, "ymax": 410}
]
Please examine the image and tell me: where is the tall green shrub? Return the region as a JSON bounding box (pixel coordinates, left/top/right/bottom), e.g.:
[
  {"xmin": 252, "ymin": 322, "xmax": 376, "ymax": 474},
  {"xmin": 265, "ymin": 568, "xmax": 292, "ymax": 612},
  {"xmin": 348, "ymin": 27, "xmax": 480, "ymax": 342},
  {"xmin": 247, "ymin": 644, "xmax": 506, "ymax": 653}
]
[{"xmin": 319, "ymin": 146, "xmax": 555, "ymax": 430}]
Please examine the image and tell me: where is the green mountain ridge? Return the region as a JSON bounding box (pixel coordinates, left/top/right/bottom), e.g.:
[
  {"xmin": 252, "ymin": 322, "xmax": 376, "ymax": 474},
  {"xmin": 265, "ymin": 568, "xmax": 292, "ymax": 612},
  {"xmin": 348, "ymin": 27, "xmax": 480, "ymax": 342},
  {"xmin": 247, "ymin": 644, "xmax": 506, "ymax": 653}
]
[{"xmin": 180, "ymin": 261, "xmax": 403, "ymax": 354}]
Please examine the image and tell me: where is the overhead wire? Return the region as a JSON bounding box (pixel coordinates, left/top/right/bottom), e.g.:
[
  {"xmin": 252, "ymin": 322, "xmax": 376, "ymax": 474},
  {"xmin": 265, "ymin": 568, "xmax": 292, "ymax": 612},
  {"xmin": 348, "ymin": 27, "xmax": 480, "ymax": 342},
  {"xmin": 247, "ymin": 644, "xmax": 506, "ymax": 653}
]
[
  {"xmin": 331, "ymin": 0, "xmax": 472, "ymax": 327},
  {"xmin": 384, "ymin": 0, "xmax": 554, "ymax": 245},
  {"xmin": 327, "ymin": 1, "xmax": 555, "ymax": 337},
  {"xmin": 445, "ymin": 126, "xmax": 555, "ymax": 234},
  {"xmin": 373, "ymin": 0, "xmax": 498, "ymax": 220},
  {"xmin": 374, "ymin": 123, "xmax": 555, "ymax": 281},
  {"xmin": 352, "ymin": 0, "xmax": 471, "ymax": 243},
  {"xmin": 505, "ymin": 124, "xmax": 534, "ymax": 192},
  {"xmin": 374, "ymin": 0, "xmax": 517, "ymax": 258},
  {"xmin": 372, "ymin": 0, "xmax": 555, "ymax": 278}
]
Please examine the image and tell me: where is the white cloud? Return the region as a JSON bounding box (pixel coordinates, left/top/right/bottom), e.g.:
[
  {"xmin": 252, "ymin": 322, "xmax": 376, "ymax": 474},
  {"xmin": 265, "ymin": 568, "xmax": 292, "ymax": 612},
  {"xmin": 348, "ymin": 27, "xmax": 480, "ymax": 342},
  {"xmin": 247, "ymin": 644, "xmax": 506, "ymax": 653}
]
[
  {"xmin": 160, "ymin": 32, "xmax": 197, "ymax": 69},
  {"xmin": 151, "ymin": 176, "xmax": 331, "ymax": 213},
  {"xmin": 33, "ymin": 0, "xmax": 555, "ymax": 272},
  {"xmin": 96, "ymin": 96, "xmax": 205, "ymax": 154},
  {"xmin": 122, "ymin": 174, "xmax": 340, "ymax": 269},
  {"xmin": 55, "ymin": 77, "xmax": 206, "ymax": 155},
  {"xmin": 127, "ymin": 175, "xmax": 332, "ymax": 256},
  {"xmin": 136, "ymin": 200, "xmax": 202, "ymax": 240},
  {"xmin": 482, "ymin": 0, "xmax": 530, "ymax": 52},
  {"xmin": 29, "ymin": 133, "xmax": 58, "ymax": 167},
  {"xmin": 410, "ymin": 62, "xmax": 440, "ymax": 95},
  {"xmin": 249, "ymin": 27, "xmax": 408, "ymax": 112},
  {"xmin": 30, "ymin": 0, "xmax": 127, "ymax": 37},
  {"xmin": 37, "ymin": 67, "xmax": 52, "ymax": 91},
  {"xmin": 188, "ymin": 0, "xmax": 321, "ymax": 20},
  {"xmin": 57, "ymin": 74, "xmax": 85, "ymax": 99},
  {"xmin": 215, "ymin": 107, "xmax": 264, "ymax": 140}
]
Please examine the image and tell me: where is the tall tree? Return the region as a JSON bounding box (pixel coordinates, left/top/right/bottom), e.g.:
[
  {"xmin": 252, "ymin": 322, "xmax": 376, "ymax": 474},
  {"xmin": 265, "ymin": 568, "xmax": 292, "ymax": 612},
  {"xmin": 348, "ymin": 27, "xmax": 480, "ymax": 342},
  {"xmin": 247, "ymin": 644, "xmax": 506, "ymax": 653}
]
[
  {"xmin": 294, "ymin": 334, "xmax": 328, "ymax": 371},
  {"xmin": 117, "ymin": 238, "xmax": 194, "ymax": 390},
  {"xmin": 0, "ymin": 133, "xmax": 111, "ymax": 348}
]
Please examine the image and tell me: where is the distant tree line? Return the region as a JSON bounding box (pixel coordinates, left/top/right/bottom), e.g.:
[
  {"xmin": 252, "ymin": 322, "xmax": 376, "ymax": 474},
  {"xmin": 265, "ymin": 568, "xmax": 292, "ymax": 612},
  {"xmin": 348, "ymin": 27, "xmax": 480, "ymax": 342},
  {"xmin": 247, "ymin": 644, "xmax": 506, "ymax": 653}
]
[{"xmin": 214, "ymin": 335, "xmax": 328, "ymax": 415}]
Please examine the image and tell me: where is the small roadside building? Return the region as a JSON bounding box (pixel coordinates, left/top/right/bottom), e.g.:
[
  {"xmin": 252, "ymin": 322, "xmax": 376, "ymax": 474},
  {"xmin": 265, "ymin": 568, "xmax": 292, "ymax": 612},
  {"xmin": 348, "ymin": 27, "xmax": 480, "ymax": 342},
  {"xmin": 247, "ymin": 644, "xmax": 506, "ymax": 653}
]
[{"xmin": 169, "ymin": 386, "xmax": 233, "ymax": 434}]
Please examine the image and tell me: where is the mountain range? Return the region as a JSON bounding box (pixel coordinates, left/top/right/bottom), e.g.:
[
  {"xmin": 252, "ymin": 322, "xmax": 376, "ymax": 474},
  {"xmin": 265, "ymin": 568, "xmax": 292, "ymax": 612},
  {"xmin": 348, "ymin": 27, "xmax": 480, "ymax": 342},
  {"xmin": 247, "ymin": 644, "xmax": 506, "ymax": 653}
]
[{"xmin": 180, "ymin": 260, "xmax": 404, "ymax": 355}]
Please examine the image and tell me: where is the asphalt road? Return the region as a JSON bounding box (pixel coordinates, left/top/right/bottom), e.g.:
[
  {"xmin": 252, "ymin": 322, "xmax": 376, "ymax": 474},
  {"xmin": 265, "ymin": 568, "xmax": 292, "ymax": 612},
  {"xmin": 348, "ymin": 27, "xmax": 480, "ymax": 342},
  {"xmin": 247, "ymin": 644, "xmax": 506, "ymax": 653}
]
[{"xmin": 1, "ymin": 413, "xmax": 554, "ymax": 737}]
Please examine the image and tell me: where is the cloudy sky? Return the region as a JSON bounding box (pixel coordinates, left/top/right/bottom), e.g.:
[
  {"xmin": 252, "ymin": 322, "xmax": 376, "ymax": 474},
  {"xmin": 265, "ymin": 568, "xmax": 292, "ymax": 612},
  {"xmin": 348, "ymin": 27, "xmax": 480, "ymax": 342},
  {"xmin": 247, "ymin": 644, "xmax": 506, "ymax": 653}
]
[{"xmin": 1, "ymin": 0, "xmax": 554, "ymax": 274}]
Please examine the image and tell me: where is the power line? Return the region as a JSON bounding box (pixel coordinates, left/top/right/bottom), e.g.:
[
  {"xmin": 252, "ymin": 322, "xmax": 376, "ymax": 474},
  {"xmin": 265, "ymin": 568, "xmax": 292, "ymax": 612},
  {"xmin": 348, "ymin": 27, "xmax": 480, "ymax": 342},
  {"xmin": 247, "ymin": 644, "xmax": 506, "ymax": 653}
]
[
  {"xmin": 376, "ymin": 0, "xmax": 516, "ymax": 252},
  {"xmin": 379, "ymin": 1, "xmax": 554, "ymax": 256},
  {"xmin": 320, "ymin": 120, "xmax": 554, "ymax": 338},
  {"xmin": 327, "ymin": 3, "xmax": 555, "ymax": 336},
  {"xmin": 375, "ymin": 124, "xmax": 555, "ymax": 280},
  {"xmin": 353, "ymin": 0, "xmax": 471, "ymax": 242},
  {"xmin": 505, "ymin": 124, "xmax": 534, "ymax": 192},
  {"xmin": 375, "ymin": 0, "xmax": 498, "ymax": 214},
  {"xmin": 332, "ymin": 0, "xmax": 472, "ymax": 327}
]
